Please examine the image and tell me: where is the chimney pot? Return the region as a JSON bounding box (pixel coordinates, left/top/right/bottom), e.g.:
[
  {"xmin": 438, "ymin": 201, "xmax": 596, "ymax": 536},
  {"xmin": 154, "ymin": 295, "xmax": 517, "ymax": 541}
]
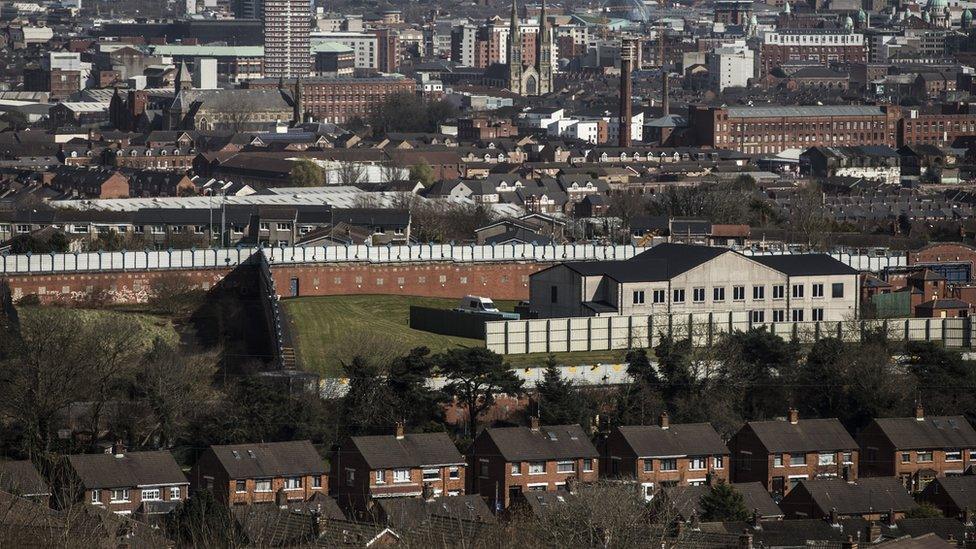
[
  {"xmin": 886, "ymin": 508, "xmax": 897, "ymax": 527},
  {"xmin": 738, "ymin": 530, "xmax": 753, "ymax": 549},
  {"xmin": 829, "ymin": 507, "xmax": 839, "ymax": 526},
  {"xmin": 915, "ymin": 402, "xmax": 925, "ymax": 421},
  {"xmin": 112, "ymin": 440, "xmax": 125, "ymax": 458},
  {"xmin": 530, "ymin": 416, "xmax": 540, "ymax": 431},
  {"xmin": 788, "ymin": 408, "xmax": 799, "ymax": 425},
  {"xmin": 659, "ymin": 411, "xmax": 670, "ymax": 430},
  {"xmin": 394, "ymin": 421, "xmax": 405, "ymax": 440}
]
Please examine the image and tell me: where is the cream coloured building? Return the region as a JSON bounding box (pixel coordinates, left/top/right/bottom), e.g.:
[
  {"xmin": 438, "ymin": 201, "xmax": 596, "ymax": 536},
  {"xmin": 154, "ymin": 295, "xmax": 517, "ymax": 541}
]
[{"xmin": 529, "ymin": 244, "xmax": 859, "ymax": 322}]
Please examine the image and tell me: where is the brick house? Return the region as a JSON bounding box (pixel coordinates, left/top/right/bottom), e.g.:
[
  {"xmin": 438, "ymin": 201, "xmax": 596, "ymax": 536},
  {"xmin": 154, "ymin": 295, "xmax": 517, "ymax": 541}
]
[
  {"xmin": 46, "ymin": 166, "xmax": 130, "ymax": 199},
  {"xmin": 918, "ymin": 475, "xmax": 976, "ymax": 518},
  {"xmin": 858, "ymin": 405, "xmax": 976, "ymax": 492},
  {"xmin": 188, "ymin": 440, "xmax": 327, "ymax": 506},
  {"xmin": 599, "ymin": 413, "xmax": 730, "ymax": 500},
  {"xmin": 67, "ymin": 442, "xmax": 188, "ymax": 515},
  {"xmin": 778, "ymin": 478, "xmax": 916, "ymax": 521},
  {"xmin": 468, "ymin": 418, "xmax": 599, "ymax": 511},
  {"xmin": 329, "ymin": 423, "xmax": 466, "ymax": 514},
  {"xmin": 728, "ymin": 409, "xmax": 858, "ymax": 498}
]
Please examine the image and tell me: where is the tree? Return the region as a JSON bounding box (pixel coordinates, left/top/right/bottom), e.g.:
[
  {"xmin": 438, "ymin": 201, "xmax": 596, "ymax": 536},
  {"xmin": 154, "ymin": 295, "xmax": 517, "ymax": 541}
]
[
  {"xmin": 905, "ymin": 503, "xmax": 943, "ymax": 519},
  {"xmin": 166, "ymin": 490, "xmax": 238, "ymax": 547},
  {"xmin": 654, "ymin": 336, "xmax": 696, "ymax": 406},
  {"xmin": 288, "ymin": 159, "xmax": 325, "ymax": 187},
  {"xmin": 335, "ymin": 161, "xmax": 366, "ymax": 186},
  {"xmin": 386, "ymin": 347, "xmax": 442, "ymax": 430},
  {"xmin": 340, "ymin": 356, "xmax": 395, "ymax": 438},
  {"xmin": 535, "ymin": 355, "xmax": 594, "ymax": 427},
  {"xmin": 716, "ymin": 328, "xmax": 799, "ymax": 420},
  {"xmin": 698, "ymin": 482, "xmax": 750, "ymax": 521},
  {"xmin": 438, "ymin": 348, "xmax": 524, "ymax": 436},
  {"xmin": 129, "ymin": 339, "xmax": 217, "ymax": 449},
  {"xmin": 408, "ymin": 160, "xmax": 436, "ymax": 186},
  {"xmin": 147, "ymin": 274, "xmax": 207, "ymax": 319},
  {"xmin": 795, "ymin": 338, "xmax": 849, "ymax": 421},
  {"xmin": 907, "ymin": 341, "xmax": 976, "ymax": 422},
  {"xmin": 625, "ymin": 348, "xmax": 659, "ymax": 388}
]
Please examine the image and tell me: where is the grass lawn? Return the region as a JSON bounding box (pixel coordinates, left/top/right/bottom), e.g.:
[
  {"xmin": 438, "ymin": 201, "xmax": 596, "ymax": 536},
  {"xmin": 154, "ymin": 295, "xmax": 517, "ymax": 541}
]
[
  {"xmin": 281, "ymin": 295, "xmax": 626, "ymax": 376},
  {"xmin": 17, "ymin": 306, "xmax": 179, "ymax": 350}
]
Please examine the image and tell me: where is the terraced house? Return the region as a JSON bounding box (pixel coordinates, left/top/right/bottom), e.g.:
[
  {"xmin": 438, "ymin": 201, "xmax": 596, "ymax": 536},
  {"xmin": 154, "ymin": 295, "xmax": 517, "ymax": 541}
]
[
  {"xmin": 599, "ymin": 413, "xmax": 730, "ymax": 500},
  {"xmin": 68, "ymin": 442, "xmax": 187, "ymax": 515},
  {"xmin": 858, "ymin": 404, "xmax": 976, "ymax": 492},
  {"xmin": 469, "ymin": 418, "xmax": 599, "ymax": 510}
]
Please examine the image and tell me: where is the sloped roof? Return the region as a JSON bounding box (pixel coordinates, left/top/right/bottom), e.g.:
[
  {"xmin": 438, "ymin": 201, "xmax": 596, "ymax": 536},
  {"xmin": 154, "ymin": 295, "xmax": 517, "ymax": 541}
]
[
  {"xmin": 750, "ymin": 254, "xmax": 859, "ymax": 276},
  {"xmin": 67, "ymin": 451, "xmax": 186, "ymax": 489},
  {"xmin": 745, "ymin": 418, "xmax": 857, "ymax": 452},
  {"xmin": 377, "ymin": 495, "xmax": 495, "ymax": 529},
  {"xmin": 349, "ymin": 432, "xmax": 464, "ymax": 469},
  {"xmin": 0, "ymin": 460, "xmax": 50, "ymax": 496},
  {"xmin": 792, "ymin": 477, "xmax": 916, "ymax": 515},
  {"xmin": 667, "ymin": 482, "xmax": 783, "ymax": 519},
  {"xmin": 483, "ymin": 424, "xmax": 598, "ymax": 461},
  {"xmin": 210, "ymin": 440, "xmax": 325, "ymax": 478},
  {"xmin": 613, "ymin": 424, "xmax": 728, "ymax": 458},
  {"xmin": 922, "ymin": 475, "xmax": 976, "ymax": 511}
]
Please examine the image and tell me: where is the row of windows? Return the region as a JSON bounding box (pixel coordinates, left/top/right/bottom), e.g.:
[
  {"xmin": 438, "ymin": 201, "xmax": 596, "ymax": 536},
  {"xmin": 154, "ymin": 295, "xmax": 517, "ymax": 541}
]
[
  {"xmin": 91, "ymin": 486, "xmax": 180, "ymax": 503},
  {"xmin": 235, "ymin": 476, "xmax": 323, "ymax": 493},
  {"xmin": 899, "ymin": 449, "xmax": 976, "ymax": 463},
  {"xmin": 632, "ymin": 283, "xmax": 845, "ymax": 305},
  {"xmin": 773, "ymin": 451, "xmax": 854, "ymax": 468},
  {"xmin": 506, "ymin": 459, "xmax": 595, "ymax": 476},
  {"xmin": 642, "ymin": 455, "xmax": 723, "ymax": 473},
  {"xmin": 750, "ymin": 308, "xmax": 826, "ymax": 323}
]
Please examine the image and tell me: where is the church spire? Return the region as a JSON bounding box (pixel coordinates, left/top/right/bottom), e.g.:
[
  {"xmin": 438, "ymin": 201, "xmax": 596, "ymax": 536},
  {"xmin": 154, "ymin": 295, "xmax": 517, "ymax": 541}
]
[
  {"xmin": 508, "ymin": 0, "xmax": 523, "ymax": 94},
  {"xmin": 537, "ymin": 0, "xmax": 553, "ymax": 94},
  {"xmin": 175, "ymin": 60, "xmax": 192, "ymax": 93}
]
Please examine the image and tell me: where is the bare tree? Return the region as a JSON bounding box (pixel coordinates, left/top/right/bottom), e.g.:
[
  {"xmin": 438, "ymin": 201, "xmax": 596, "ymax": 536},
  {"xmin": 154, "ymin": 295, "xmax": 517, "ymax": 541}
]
[{"xmin": 335, "ymin": 161, "xmax": 367, "ymax": 186}]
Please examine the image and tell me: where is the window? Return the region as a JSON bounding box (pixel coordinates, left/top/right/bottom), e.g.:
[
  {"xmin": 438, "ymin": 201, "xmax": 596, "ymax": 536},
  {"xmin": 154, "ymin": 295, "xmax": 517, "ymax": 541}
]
[
  {"xmin": 255, "ymin": 479, "xmax": 272, "ymax": 492},
  {"xmin": 901, "ymin": 452, "xmax": 911, "ymax": 464},
  {"xmin": 832, "ymin": 283, "xmax": 844, "ymax": 298},
  {"xmin": 818, "ymin": 452, "xmax": 836, "ymax": 466},
  {"xmin": 842, "ymin": 452, "xmax": 853, "ymax": 464},
  {"xmin": 171, "ymin": 225, "xmax": 183, "ymax": 233},
  {"xmin": 313, "ymin": 476, "xmax": 322, "ymax": 488},
  {"xmin": 110, "ymin": 489, "xmax": 129, "ymax": 502},
  {"xmin": 151, "ymin": 225, "xmax": 164, "ymax": 234},
  {"xmin": 141, "ymin": 488, "xmax": 160, "ymax": 501},
  {"xmin": 689, "ymin": 457, "xmax": 707, "ymax": 470},
  {"xmin": 423, "ymin": 468, "xmax": 439, "ymax": 481},
  {"xmin": 714, "ymin": 456, "xmax": 724, "ymax": 469},
  {"xmin": 693, "ymin": 287, "xmax": 706, "ymax": 302},
  {"xmin": 556, "ymin": 460, "xmax": 575, "ymax": 473},
  {"xmin": 773, "ymin": 309, "xmax": 786, "ymax": 322},
  {"xmin": 946, "ymin": 450, "xmax": 962, "ymax": 462},
  {"xmin": 792, "ymin": 284, "xmax": 804, "ymax": 298},
  {"xmin": 16, "ymin": 224, "xmax": 30, "ymax": 233},
  {"xmin": 91, "ymin": 489, "xmax": 100, "ymax": 503},
  {"xmin": 479, "ymin": 459, "xmax": 489, "ymax": 478},
  {"xmin": 550, "ymin": 286, "xmax": 558, "ymax": 303},
  {"xmin": 276, "ymin": 223, "xmax": 290, "ymax": 231},
  {"xmin": 171, "ymin": 487, "xmax": 181, "ymax": 499},
  {"xmin": 733, "ymin": 285, "xmax": 745, "ymax": 301},
  {"xmin": 713, "ymin": 287, "xmax": 725, "ymax": 301},
  {"xmin": 235, "ymin": 480, "xmax": 246, "ymax": 492},
  {"xmin": 751, "ymin": 310, "xmax": 765, "ymax": 323},
  {"xmin": 792, "ymin": 309, "xmax": 804, "ymax": 322},
  {"xmin": 660, "ymin": 459, "xmax": 677, "ymax": 471},
  {"xmin": 790, "ymin": 454, "xmax": 807, "ymax": 466},
  {"xmin": 753, "ymin": 286, "xmax": 765, "ymax": 300},
  {"xmin": 284, "ymin": 477, "xmax": 302, "ymax": 490},
  {"xmin": 643, "ymin": 459, "xmax": 653, "ymax": 473},
  {"xmin": 511, "ymin": 462, "xmax": 521, "ymax": 475},
  {"xmin": 673, "ymin": 289, "xmax": 685, "ymax": 303},
  {"xmin": 812, "ymin": 283, "xmax": 824, "ymax": 298},
  {"xmin": 393, "ymin": 469, "xmax": 410, "ymax": 483},
  {"xmin": 259, "ymin": 222, "xmax": 269, "ymax": 231},
  {"xmin": 917, "ymin": 451, "xmax": 934, "ymax": 463},
  {"xmin": 773, "ymin": 285, "xmax": 785, "ymax": 299},
  {"xmin": 583, "ymin": 459, "xmax": 593, "ymax": 472},
  {"xmin": 653, "ymin": 289, "xmax": 666, "ymax": 303},
  {"xmin": 774, "ymin": 454, "xmax": 784, "ymax": 467},
  {"xmin": 529, "ymin": 462, "xmax": 546, "ymax": 474},
  {"xmin": 633, "ymin": 290, "xmax": 645, "ymax": 305},
  {"xmin": 449, "ymin": 466, "xmax": 460, "ymax": 479}
]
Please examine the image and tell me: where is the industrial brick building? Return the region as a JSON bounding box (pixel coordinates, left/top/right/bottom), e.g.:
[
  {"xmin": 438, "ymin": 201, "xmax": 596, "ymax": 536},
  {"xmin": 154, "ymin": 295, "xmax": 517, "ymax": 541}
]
[
  {"xmin": 246, "ymin": 76, "xmax": 415, "ymax": 124},
  {"xmin": 760, "ymin": 29, "xmax": 867, "ymax": 75}
]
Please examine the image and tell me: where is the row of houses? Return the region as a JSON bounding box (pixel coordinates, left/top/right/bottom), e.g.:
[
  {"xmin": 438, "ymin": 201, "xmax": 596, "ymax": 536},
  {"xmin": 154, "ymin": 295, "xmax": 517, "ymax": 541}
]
[{"xmin": 5, "ymin": 405, "xmax": 972, "ymax": 522}]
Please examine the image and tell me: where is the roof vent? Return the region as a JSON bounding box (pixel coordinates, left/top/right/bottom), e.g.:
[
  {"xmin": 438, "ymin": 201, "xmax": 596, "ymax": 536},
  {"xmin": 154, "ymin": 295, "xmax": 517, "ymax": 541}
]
[
  {"xmin": 232, "ymin": 450, "xmax": 241, "ymax": 459},
  {"xmin": 247, "ymin": 450, "xmax": 256, "ymax": 459}
]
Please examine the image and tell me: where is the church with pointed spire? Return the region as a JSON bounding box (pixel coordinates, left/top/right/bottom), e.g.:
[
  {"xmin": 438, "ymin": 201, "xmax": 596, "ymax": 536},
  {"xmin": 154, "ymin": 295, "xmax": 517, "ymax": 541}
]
[{"xmin": 506, "ymin": 0, "xmax": 554, "ymax": 96}]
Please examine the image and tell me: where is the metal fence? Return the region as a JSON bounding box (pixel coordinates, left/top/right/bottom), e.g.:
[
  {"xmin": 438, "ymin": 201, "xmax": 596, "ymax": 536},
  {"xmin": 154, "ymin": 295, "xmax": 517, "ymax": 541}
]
[
  {"xmin": 485, "ymin": 313, "xmax": 971, "ymax": 355},
  {"xmin": 0, "ymin": 243, "xmax": 908, "ymax": 275}
]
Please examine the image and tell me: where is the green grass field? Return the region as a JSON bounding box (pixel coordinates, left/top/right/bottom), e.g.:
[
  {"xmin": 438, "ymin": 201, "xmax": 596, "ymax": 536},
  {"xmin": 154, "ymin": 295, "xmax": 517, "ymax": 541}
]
[
  {"xmin": 16, "ymin": 306, "xmax": 179, "ymax": 351},
  {"xmin": 281, "ymin": 295, "xmax": 626, "ymax": 376}
]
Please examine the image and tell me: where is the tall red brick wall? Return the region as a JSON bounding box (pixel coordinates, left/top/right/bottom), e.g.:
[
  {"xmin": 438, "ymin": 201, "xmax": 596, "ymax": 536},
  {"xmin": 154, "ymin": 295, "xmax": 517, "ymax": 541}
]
[
  {"xmin": 269, "ymin": 262, "xmax": 549, "ymax": 301},
  {"xmin": 2, "ymin": 261, "xmax": 553, "ymax": 304}
]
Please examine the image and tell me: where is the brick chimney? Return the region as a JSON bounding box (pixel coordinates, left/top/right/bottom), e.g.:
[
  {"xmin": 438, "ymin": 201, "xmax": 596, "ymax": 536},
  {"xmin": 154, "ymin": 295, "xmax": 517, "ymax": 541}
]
[
  {"xmin": 618, "ymin": 38, "xmax": 636, "ymax": 148},
  {"xmin": 530, "ymin": 415, "xmax": 540, "ymax": 431},
  {"xmin": 738, "ymin": 530, "xmax": 753, "ymax": 549},
  {"xmin": 962, "ymin": 507, "xmax": 973, "ymax": 526},
  {"xmin": 421, "ymin": 482, "xmax": 435, "ymax": 501},
  {"xmin": 750, "ymin": 508, "xmax": 761, "ymax": 530},
  {"xmin": 395, "ymin": 421, "xmax": 405, "ymax": 440},
  {"xmin": 788, "ymin": 408, "xmax": 799, "ymax": 425},
  {"xmin": 659, "ymin": 411, "xmax": 670, "ymax": 430},
  {"xmin": 915, "ymin": 402, "xmax": 925, "ymax": 421},
  {"xmin": 829, "ymin": 507, "xmax": 839, "ymax": 526},
  {"xmin": 864, "ymin": 522, "xmax": 882, "ymax": 543},
  {"xmin": 886, "ymin": 508, "xmax": 897, "ymax": 527},
  {"xmin": 841, "ymin": 535, "xmax": 858, "ymax": 549},
  {"xmin": 112, "ymin": 440, "xmax": 125, "ymax": 458},
  {"xmin": 275, "ymin": 487, "xmax": 287, "ymax": 508}
]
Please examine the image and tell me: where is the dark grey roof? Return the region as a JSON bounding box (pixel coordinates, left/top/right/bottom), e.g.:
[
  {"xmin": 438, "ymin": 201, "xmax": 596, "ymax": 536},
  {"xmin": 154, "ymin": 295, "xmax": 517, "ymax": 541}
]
[
  {"xmin": 377, "ymin": 495, "xmax": 495, "ymax": 529},
  {"xmin": 0, "ymin": 460, "xmax": 50, "ymax": 496},
  {"xmin": 564, "ymin": 243, "xmax": 730, "ymax": 283},
  {"xmin": 745, "ymin": 418, "xmax": 857, "ymax": 453},
  {"xmin": 872, "ymin": 416, "xmax": 976, "ymax": 450},
  {"xmin": 210, "ymin": 440, "xmax": 325, "ymax": 479},
  {"xmin": 349, "ymin": 432, "xmax": 464, "ymax": 469},
  {"xmin": 483, "ymin": 424, "xmax": 599, "ymax": 461},
  {"xmin": 789, "ymin": 478, "xmax": 916, "ymax": 515},
  {"xmin": 613, "ymin": 424, "xmax": 729, "ymax": 458},
  {"xmin": 701, "ymin": 518, "xmax": 850, "ymax": 546},
  {"xmin": 750, "ymin": 254, "xmax": 859, "ymax": 276},
  {"xmin": 667, "ymin": 482, "xmax": 783, "ymax": 520},
  {"xmin": 516, "ymin": 489, "xmax": 575, "ymax": 518},
  {"xmin": 68, "ymin": 451, "xmax": 186, "ymax": 489},
  {"xmin": 922, "ymin": 476, "xmax": 976, "ymax": 511},
  {"xmin": 726, "ymin": 105, "xmax": 884, "ymax": 119}
]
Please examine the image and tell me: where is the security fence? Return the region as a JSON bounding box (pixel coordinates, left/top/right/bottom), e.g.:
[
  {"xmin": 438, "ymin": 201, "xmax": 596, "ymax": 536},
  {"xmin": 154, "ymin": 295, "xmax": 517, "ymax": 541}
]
[{"xmin": 485, "ymin": 313, "xmax": 971, "ymax": 355}]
